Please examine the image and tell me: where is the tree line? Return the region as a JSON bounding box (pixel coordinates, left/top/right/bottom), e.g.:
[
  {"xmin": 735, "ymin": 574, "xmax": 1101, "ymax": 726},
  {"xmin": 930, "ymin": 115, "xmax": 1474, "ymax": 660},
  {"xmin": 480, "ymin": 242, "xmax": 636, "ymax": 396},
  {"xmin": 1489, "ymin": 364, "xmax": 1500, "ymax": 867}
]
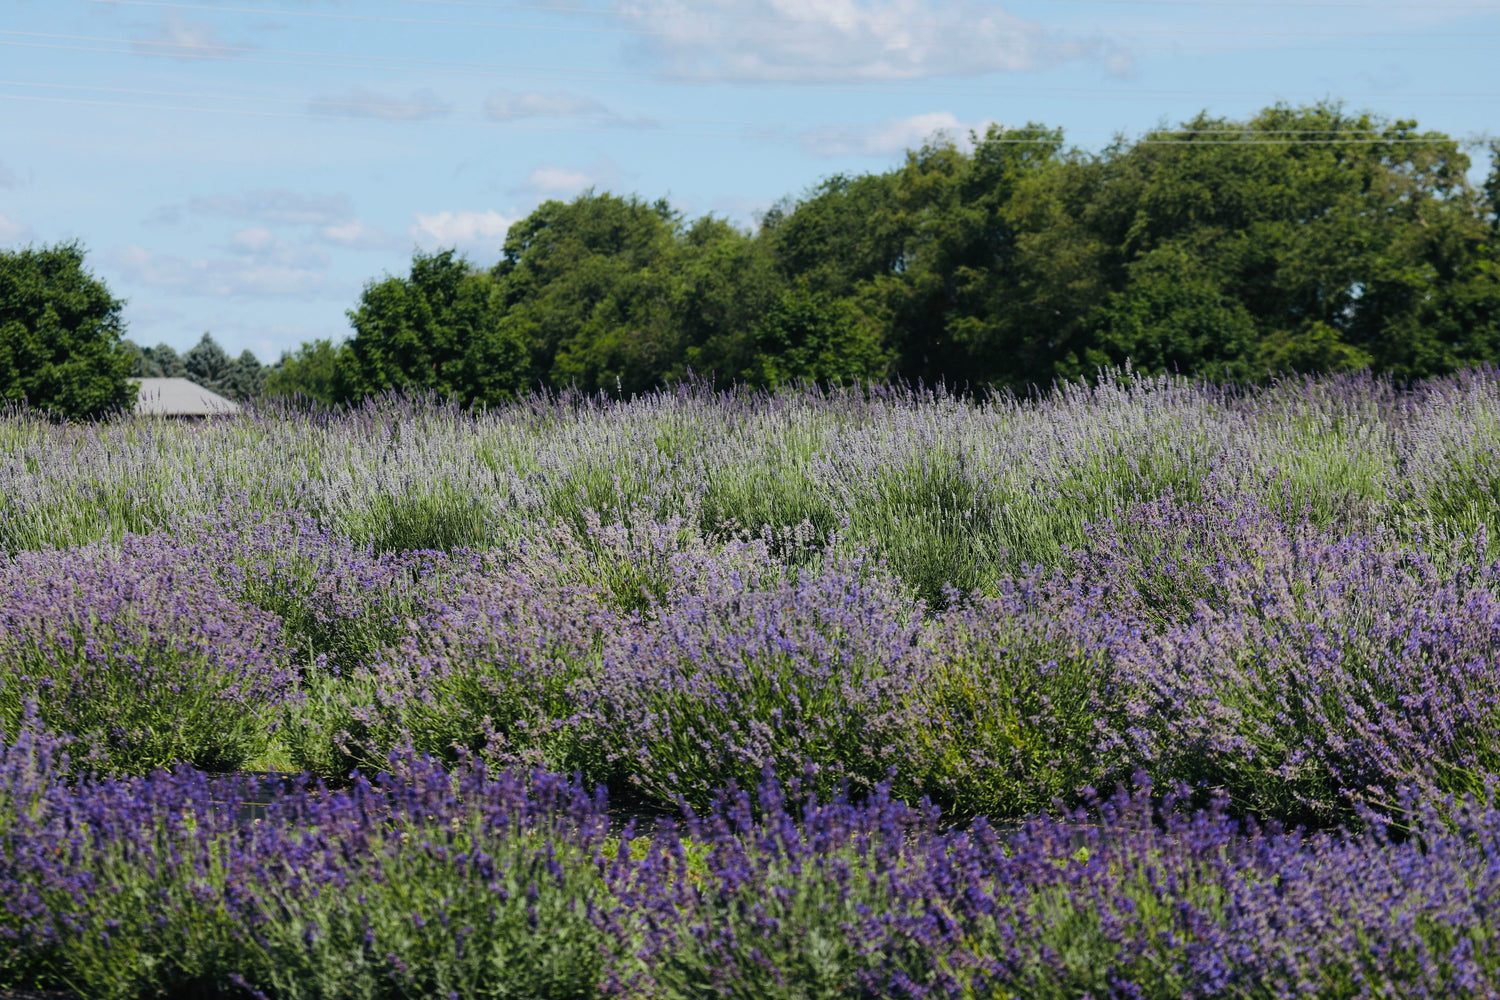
[
  {"xmin": 127, "ymin": 334, "xmax": 266, "ymax": 403},
  {"xmin": 5, "ymin": 103, "xmax": 1499, "ymax": 419}
]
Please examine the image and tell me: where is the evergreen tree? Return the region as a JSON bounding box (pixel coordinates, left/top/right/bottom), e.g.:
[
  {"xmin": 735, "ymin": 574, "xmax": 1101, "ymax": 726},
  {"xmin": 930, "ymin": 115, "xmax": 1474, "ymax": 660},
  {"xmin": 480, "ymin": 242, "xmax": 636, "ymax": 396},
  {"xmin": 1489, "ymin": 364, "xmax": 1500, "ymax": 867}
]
[
  {"xmin": 221, "ymin": 350, "xmax": 265, "ymax": 402},
  {"xmin": 183, "ymin": 332, "xmax": 233, "ymax": 394},
  {"xmin": 124, "ymin": 341, "xmax": 187, "ymax": 378}
]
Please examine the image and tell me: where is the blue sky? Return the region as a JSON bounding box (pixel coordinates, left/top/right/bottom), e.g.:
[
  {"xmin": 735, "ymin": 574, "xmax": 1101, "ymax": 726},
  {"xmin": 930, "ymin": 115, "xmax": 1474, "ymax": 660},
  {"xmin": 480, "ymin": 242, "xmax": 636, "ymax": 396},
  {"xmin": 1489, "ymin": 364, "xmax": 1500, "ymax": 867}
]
[{"xmin": 2, "ymin": 0, "xmax": 1497, "ymax": 362}]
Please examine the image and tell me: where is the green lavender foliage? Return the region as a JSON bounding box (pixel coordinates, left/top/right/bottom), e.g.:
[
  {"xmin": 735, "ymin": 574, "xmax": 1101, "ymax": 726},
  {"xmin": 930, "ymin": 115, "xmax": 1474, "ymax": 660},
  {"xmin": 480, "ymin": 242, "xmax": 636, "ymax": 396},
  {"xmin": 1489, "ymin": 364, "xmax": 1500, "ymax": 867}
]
[
  {"xmin": 5, "ymin": 367, "xmax": 1497, "ymax": 594},
  {"xmin": 3, "ymin": 370, "xmax": 1500, "ymax": 826}
]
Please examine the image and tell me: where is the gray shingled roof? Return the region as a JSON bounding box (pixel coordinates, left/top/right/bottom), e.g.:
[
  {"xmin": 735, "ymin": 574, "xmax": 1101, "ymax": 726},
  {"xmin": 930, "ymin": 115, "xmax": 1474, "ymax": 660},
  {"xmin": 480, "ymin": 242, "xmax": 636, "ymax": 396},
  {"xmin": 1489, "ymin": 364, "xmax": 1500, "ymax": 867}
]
[{"xmin": 132, "ymin": 378, "xmax": 241, "ymax": 416}]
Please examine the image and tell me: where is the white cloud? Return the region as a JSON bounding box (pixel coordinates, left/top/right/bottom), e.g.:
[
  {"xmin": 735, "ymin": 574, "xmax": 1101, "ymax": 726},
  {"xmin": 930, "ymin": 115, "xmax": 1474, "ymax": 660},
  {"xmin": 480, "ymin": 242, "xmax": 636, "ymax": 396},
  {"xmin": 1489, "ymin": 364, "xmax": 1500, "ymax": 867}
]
[
  {"xmin": 317, "ymin": 220, "xmax": 395, "ymax": 249},
  {"xmin": 107, "ymin": 243, "xmax": 335, "ymax": 300},
  {"xmin": 611, "ymin": 0, "xmax": 1079, "ymax": 82},
  {"xmin": 801, "ymin": 111, "xmax": 1000, "ymax": 157},
  {"xmin": 484, "ymin": 90, "xmax": 610, "ymax": 122},
  {"xmin": 309, "ymin": 87, "xmax": 451, "ymax": 122},
  {"xmin": 410, "ymin": 210, "xmax": 515, "ymax": 255},
  {"xmin": 145, "ymin": 190, "xmax": 392, "ymax": 251},
  {"xmin": 0, "ymin": 213, "xmax": 33, "ymax": 243},
  {"xmin": 1103, "ymin": 47, "xmax": 1136, "ymax": 79},
  {"xmin": 153, "ymin": 190, "xmax": 356, "ymax": 227},
  {"xmin": 131, "ymin": 14, "xmax": 236, "ymax": 60},
  {"xmin": 482, "ymin": 90, "xmax": 655, "ymax": 130},
  {"xmin": 529, "ymin": 167, "xmax": 594, "ymax": 191},
  {"xmin": 517, "ymin": 158, "xmax": 623, "ymax": 196},
  {"xmin": 229, "ymin": 227, "xmax": 278, "ymax": 255},
  {"xmin": 219, "ymin": 229, "xmax": 328, "ymax": 270}
]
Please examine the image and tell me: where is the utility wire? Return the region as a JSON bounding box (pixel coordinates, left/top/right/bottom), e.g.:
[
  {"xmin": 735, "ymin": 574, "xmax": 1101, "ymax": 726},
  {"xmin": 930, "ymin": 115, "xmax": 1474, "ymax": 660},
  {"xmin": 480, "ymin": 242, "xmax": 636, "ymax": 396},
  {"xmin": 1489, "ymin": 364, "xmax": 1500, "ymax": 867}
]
[
  {"xmin": 0, "ymin": 78, "xmax": 1486, "ymax": 136},
  {"xmin": 987, "ymin": 0, "xmax": 1500, "ymax": 7},
  {"xmin": 388, "ymin": 0, "xmax": 1500, "ymax": 18},
  {"xmin": 1, "ymin": 86, "xmax": 1493, "ymax": 146},
  {"xmin": 82, "ymin": 0, "xmax": 1500, "ymax": 41},
  {"xmin": 0, "ymin": 90, "xmax": 757, "ymax": 136},
  {"xmin": 6, "ymin": 33, "xmax": 1500, "ymax": 104},
  {"xmin": 0, "ymin": 78, "xmax": 803, "ymax": 129}
]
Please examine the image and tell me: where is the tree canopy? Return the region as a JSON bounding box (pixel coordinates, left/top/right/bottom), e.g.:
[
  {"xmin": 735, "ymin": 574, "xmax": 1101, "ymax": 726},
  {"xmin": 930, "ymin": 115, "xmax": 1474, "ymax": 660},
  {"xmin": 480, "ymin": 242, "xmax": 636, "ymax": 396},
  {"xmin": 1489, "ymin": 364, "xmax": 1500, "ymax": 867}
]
[
  {"xmin": 119, "ymin": 102, "xmax": 1500, "ymax": 411},
  {"xmin": 0, "ymin": 242, "xmax": 135, "ymax": 420},
  {"xmin": 264, "ymin": 338, "xmax": 339, "ymax": 405},
  {"xmin": 335, "ymin": 248, "xmax": 527, "ymax": 407},
  {"xmin": 128, "ymin": 332, "xmax": 267, "ymax": 403}
]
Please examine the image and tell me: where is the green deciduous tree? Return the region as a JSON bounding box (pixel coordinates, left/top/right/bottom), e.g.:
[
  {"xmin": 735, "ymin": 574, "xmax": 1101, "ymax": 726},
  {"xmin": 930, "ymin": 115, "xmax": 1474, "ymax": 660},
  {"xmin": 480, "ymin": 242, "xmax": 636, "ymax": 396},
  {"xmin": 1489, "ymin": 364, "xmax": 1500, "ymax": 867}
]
[
  {"xmin": 873, "ymin": 125, "xmax": 1071, "ymax": 389},
  {"xmin": 338, "ymin": 249, "xmax": 527, "ymax": 407},
  {"xmin": 1086, "ymin": 244, "xmax": 1262, "ymax": 381},
  {"xmin": 669, "ymin": 214, "xmax": 783, "ymax": 384},
  {"xmin": 1257, "ymin": 321, "xmax": 1373, "ymax": 375},
  {"xmin": 1074, "ymin": 104, "xmax": 1492, "ymax": 381},
  {"xmin": 264, "ymin": 338, "xmax": 340, "ymax": 404},
  {"xmin": 300, "ymin": 103, "xmax": 1500, "ymax": 401},
  {"xmin": 763, "ymin": 171, "xmax": 907, "ymax": 300},
  {"xmin": 493, "ymin": 192, "xmax": 682, "ymax": 395},
  {"xmin": 747, "ymin": 287, "xmax": 888, "ymax": 387},
  {"xmin": 761, "ymin": 125, "xmax": 1078, "ymax": 391},
  {"xmin": 0, "ymin": 242, "xmax": 135, "ymax": 420},
  {"xmin": 1483, "ymin": 139, "xmax": 1500, "ymax": 237},
  {"xmin": 489, "ymin": 192, "xmax": 788, "ymax": 395}
]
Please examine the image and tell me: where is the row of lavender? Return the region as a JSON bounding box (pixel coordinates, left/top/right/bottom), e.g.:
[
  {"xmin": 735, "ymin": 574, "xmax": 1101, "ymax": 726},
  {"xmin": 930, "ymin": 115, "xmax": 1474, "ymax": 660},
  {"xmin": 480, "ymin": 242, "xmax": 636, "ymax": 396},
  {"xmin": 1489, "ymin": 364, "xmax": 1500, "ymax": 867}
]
[
  {"xmin": 4, "ymin": 485, "xmax": 1498, "ymax": 827},
  {"xmin": 2, "ymin": 371, "xmax": 1500, "ymax": 995},
  {"xmin": 3, "ymin": 369, "xmax": 1499, "ymax": 602},
  {"xmin": 2, "ymin": 723, "xmax": 1498, "ymax": 999}
]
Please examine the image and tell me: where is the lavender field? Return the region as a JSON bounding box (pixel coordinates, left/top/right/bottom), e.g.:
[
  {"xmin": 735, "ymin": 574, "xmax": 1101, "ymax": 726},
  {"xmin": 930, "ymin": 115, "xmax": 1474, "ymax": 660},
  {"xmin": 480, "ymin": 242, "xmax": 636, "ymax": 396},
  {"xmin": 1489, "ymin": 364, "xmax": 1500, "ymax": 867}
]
[{"xmin": 4, "ymin": 369, "xmax": 1500, "ymax": 997}]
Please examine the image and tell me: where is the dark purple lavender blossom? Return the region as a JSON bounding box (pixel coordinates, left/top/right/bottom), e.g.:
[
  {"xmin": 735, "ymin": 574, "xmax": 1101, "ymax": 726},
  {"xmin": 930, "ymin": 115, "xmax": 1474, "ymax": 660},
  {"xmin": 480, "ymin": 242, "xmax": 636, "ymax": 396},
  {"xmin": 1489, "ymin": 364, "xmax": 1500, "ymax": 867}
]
[
  {"xmin": 0, "ymin": 532, "xmax": 297, "ymax": 773},
  {"xmin": 0, "ymin": 370, "xmax": 1499, "ymax": 994},
  {"xmin": 3, "ymin": 715, "xmax": 1500, "ymax": 999},
  {"xmin": 1080, "ymin": 495, "xmax": 1500, "ymax": 824}
]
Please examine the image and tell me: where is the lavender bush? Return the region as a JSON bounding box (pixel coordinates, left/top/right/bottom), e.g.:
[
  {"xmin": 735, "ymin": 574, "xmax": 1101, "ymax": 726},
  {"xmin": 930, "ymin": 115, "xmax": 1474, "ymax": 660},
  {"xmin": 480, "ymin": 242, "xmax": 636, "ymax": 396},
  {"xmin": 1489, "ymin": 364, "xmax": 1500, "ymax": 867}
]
[
  {"xmin": 5, "ymin": 717, "xmax": 1500, "ymax": 999},
  {"xmin": 0, "ymin": 534, "xmax": 297, "ymax": 773},
  {"xmin": 184, "ymin": 501, "xmax": 470, "ymax": 674},
  {"xmin": 2, "ymin": 369, "xmax": 1500, "ymax": 992},
  {"xmin": 1074, "ymin": 496, "xmax": 1500, "ymax": 823},
  {"xmin": 4, "ymin": 368, "xmax": 1500, "ymax": 817},
  {"xmin": 292, "ymin": 530, "xmax": 620, "ymax": 780}
]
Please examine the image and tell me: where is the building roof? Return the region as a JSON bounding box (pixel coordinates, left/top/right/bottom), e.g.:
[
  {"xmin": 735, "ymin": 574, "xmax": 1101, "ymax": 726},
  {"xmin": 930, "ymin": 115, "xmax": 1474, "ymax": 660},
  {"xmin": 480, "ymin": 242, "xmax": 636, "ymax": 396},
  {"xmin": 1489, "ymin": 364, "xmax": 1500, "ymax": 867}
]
[{"xmin": 132, "ymin": 378, "xmax": 241, "ymax": 416}]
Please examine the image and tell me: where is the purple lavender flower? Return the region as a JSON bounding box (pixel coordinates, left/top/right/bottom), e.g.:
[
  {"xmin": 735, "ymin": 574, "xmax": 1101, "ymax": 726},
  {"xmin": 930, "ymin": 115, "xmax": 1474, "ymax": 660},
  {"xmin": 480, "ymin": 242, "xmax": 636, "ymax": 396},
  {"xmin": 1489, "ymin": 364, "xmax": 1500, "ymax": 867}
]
[{"xmin": 0, "ymin": 532, "xmax": 297, "ymax": 773}]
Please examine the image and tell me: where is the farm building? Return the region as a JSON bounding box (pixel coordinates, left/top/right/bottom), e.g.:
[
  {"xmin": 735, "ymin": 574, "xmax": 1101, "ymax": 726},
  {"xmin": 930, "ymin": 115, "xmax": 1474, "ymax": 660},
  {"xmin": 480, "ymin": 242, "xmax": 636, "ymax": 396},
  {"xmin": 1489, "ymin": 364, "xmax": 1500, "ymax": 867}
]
[{"xmin": 132, "ymin": 378, "xmax": 240, "ymax": 417}]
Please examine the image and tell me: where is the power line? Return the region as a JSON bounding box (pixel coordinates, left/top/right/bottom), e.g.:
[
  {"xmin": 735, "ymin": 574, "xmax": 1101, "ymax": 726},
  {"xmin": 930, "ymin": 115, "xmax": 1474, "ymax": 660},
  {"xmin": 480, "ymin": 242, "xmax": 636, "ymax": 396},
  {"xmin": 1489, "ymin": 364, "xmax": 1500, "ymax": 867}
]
[
  {"xmin": 82, "ymin": 0, "xmax": 1500, "ymax": 41},
  {"xmin": 0, "ymin": 79, "xmax": 1482, "ymax": 137},
  {"xmin": 0, "ymin": 90, "xmax": 758, "ymax": 136},
  {"xmin": 1003, "ymin": 0, "xmax": 1500, "ymax": 7},
  {"xmin": 86, "ymin": 0, "xmax": 972, "ymax": 42},
  {"xmin": 0, "ymin": 78, "xmax": 796, "ymax": 129},
  {"xmin": 1, "ymin": 86, "xmax": 1492, "ymax": 147},
  {"xmin": 391, "ymin": 0, "xmax": 1500, "ymax": 17},
  {"xmin": 1137, "ymin": 137, "xmax": 1495, "ymax": 143},
  {"xmin": 6, "ymin": 33, "xmax": 1500, "ymax": 105}
]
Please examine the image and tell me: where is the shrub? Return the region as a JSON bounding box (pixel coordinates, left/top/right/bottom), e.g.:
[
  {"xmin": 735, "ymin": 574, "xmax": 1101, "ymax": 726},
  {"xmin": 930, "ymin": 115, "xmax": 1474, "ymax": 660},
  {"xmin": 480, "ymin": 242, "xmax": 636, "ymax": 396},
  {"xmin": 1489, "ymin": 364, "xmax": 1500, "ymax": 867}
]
[{"xmin": 0, "ymin": 534, "xmax": 296, "ymax": 773}]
